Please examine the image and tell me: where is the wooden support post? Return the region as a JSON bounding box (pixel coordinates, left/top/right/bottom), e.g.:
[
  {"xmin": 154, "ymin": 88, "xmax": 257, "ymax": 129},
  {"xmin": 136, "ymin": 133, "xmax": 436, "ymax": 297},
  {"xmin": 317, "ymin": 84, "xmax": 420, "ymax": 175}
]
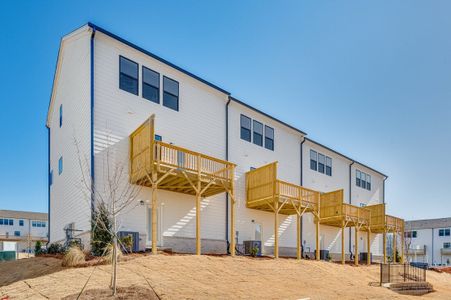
[
  {"xmin": 401, "ymin": 230, "xmax": 404, "ymax": 264},
  {"xmin": 151, "ymin": 182, "xmax": 158, "ymax": 255},
  {"xmin": 354, "ymin": 226, "xmax": 359, "ymax": 266},
  {"xmin": 315, "ymin": 217, "xmax": 320, "ymax": 261},
  {"xmin": 230, "ymin": 166, "xmax": 236, "ymax": 257},
  {"xmin": 383, "ymin": 231, "xmax": 387, "ymax": 263},
  {"xmin": 341, "ymin": 221, "xmax": 345, "ymax": 265},
  {"xmin": 274, "ymin": 200, "xmax": 279, "ymax": 259},
  {"xmin": 196, "ymin": 191, "xmax": 201, "ymax": 255},
  {"xmin": 393, "ymin": 232, "xmax": 397, "ymax": 263},
  {"xmin": 296, "ymin": 215, "xmax": 301, "ymax": 260},
  {"xmin": 367, "ymin": 229, "xmax": 371, "ymax": 265}
]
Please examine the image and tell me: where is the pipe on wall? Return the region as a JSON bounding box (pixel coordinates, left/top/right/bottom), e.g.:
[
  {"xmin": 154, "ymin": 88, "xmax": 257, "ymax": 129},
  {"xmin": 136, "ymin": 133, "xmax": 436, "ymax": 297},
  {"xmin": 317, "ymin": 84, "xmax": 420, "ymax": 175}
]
[
  {"xmin": 225, "ymin": 98, "xmax": 231, "ymax": 253},
  {"xmin": 300, "ymin": 137, "xmax": 306, "ymax": 255},
  {"xmin": 349, "ymin": 161, "xmax": 354, "ymax": 253},
  {"xmin": 90, "ymin": 27, "xmax": 96, "ymax": 216}
]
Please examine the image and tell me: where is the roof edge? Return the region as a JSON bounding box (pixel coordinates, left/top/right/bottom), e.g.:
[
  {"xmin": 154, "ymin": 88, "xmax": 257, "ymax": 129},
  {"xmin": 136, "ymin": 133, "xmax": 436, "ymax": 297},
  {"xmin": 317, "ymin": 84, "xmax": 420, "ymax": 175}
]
[
  {"xmin": 304, "ymin": 137, "xmax": 388, "ymax": 178},
  {"xmin": 230, "ymin": 96, "xmax": 307, "ymax": 136}
]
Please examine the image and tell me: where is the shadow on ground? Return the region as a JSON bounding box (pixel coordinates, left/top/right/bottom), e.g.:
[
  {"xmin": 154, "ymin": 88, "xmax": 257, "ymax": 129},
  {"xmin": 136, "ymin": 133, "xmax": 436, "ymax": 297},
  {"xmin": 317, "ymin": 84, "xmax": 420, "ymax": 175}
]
[
  {"xmin": 0, "ymin": 257, "xmax": 64, "ymax": 287},
  {"xmin": 61, "ymin": 285, "xmax": 159, "ymax": 300}
]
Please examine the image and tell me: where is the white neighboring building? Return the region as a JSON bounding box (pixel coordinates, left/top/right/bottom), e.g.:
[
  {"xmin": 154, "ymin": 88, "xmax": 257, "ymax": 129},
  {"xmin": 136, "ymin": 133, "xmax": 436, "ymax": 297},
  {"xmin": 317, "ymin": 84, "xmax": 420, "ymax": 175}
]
[
  {"xmin": 0, "ymin": 210, "xmax": 48, "ymax": 253},
  {"xmin": 405, "ymin": 218, "xmax": 451, "ymax": 266},
  {"xmin": 46, "ymin": 23, "xmax": 392, "ymax": 260}
]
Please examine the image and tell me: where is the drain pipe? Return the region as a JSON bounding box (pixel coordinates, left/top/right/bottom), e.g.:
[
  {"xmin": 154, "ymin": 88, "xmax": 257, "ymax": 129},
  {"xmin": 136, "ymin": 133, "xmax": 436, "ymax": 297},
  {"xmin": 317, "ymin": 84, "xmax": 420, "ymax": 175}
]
[
  {"xmin": 300, "ymin": 137, "xmax": 306, "ymax": 256},
  {"xmin": 382, "ymin": 176, "xmax": 388, "ymax": 204},
  {"xmin": 349, "ymin": 161, "xmax": 355, "ymax": 254},
  {"xmin": 225, "ymin": 98, "xmax": 231, "ymax": 253}
]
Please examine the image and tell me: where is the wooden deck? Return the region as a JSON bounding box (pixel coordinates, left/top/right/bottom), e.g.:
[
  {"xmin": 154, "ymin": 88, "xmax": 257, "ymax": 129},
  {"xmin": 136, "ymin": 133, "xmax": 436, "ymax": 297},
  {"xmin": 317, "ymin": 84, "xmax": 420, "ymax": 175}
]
[
  {"xmin": 366, "ymin": 203, "xmax": 405, "ymax": 263},
  {"xmin": 246, "ymin": 162, "xmax": 320, "ymax": 259},
  {"xmin": 319, "ymin": 190, "xmax": 371, "ymax": 228},
  {"xmin": 129, "ymin": 115, "xmax": 236, "ymax": 255}
]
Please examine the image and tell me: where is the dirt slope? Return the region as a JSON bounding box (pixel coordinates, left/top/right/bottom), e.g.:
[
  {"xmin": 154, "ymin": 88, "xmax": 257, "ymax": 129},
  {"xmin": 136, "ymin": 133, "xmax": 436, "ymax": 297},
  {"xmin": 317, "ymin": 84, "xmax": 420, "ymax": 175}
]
[{"xmin": 1, "ymin": 254, "xmax": 451, "ymax": 299}]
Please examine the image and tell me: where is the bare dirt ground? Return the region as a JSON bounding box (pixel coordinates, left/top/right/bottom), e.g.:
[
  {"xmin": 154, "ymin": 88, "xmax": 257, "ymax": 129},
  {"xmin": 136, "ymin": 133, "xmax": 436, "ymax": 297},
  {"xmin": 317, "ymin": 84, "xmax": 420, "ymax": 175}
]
[{"xmin": 1, "ymin": 254, "xmax": 451, "ymax": 299}]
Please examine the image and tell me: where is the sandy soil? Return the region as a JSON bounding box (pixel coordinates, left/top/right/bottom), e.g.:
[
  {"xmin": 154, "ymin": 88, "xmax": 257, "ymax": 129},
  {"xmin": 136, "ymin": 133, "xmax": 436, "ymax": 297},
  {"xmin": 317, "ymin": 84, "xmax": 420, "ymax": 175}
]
[{"xmin": 1, "ymin": 254, "xmax": 451, "ymax": 299}]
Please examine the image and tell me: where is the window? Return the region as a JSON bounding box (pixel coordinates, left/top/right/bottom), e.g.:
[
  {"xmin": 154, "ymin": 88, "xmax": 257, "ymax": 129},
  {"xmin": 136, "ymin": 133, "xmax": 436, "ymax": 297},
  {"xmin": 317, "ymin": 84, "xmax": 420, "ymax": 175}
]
[
  {"xmin": 154, "ymin": 134, "xmax": 162, "ymax": 141},
  {"xmin": 119, "ymin": 56, "xmax": 139, "ymax": 95},
  {"xmin": 0, "ymin": 219, "xmax": 12, "ymax": 225},
  {"xmin": 142, "ymin": 66, "xmax": 159, "ymax": 103},
  {"xmin": 310, "ymin": 150, "xmax": 317, "ymax": 171},
  {"xmin": 14, "ymin": 231, "xmax": 20, "ymax": 237},
  {"xmin": 318, "ymin": 153, "xmax": 325, "ymax": 174},
  {"xmin": 406, "ymin": 231, "xmax": 418, "ymax": 238},
  {"xmin": 361, "ymin": 173, "xmax": 367, "ymax": 189},
  {"xmin": 325, "ymin": 156, "xmax": 332, "ymax": 176},
  {"xmin": 264, "ymin": 126, "xmax": 274, "ymax": 151},
  {"xmin": 253, "ymin": 120, "xmax": 263, "ymax": 146},
  {"xmin": 240, "ymin": 115, "xmax": 251, "ymax": 142},
  {"xmin": 59, "ymin": 104, "xmax": 63, "ymax": 127},
  {"xmin": 356, "ymin": 169, "xmax": 371, "ymax": 191},
  {"xmin": 439, "ymin": 229, "xmax": 450, "ymax": 237},
  {"xmin": 32, "ymin": 221, "xmax": 46, "ymax": 228},
  {"xmin": 9, "ymin": 219, "xmax": 13, "ymax": 226},
  {"xmin": 58, "ymin": 157, "xmax": 63, "ymax": 175},
  {"xmin": 49, "ymin": 170, "xmax": 53, "ymax": 186},
  {"xmin": 163, "ymin": 76, "xmax": 179, "ymax": 111},
  {"xmin": 444, "ymin": 242, "xmax": 451, "ymax": 249},
  {"xmin": 19, "ymin": 220, "xmax": 24, "ymax": 226}
]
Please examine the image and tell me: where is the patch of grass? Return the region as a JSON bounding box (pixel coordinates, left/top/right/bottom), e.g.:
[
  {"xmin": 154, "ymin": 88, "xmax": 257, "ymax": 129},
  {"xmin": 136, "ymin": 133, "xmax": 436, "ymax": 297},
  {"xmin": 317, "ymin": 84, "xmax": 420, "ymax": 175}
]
[{"xmin": 62, "ymin": 246, "xmax": 86, "ymax": 267}]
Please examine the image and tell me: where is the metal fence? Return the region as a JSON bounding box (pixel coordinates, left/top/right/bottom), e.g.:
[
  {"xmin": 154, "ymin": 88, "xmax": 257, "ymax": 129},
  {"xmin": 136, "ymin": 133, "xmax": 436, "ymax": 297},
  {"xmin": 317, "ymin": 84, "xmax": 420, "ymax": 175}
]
[{"xmin": 380, "ymin": 263, "xmax": 426, "ymax": 285}]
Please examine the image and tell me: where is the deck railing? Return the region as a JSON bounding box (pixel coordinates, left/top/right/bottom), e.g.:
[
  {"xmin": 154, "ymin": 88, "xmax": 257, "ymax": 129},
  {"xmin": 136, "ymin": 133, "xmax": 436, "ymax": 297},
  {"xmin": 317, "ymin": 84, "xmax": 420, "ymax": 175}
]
[
  {"xmin": 380, "ymin": 263, "xmax": 426, "ymax": 284},
  {"xmin": 130, "ymin": 116, "xmax": 234, "ymax": 184},
  {"xmin": 155, "ymin": 141, "xmax": 233, "ymax": 180},
  {"xmin": 276, "ymin": 180, "xmax": 320, "ymax": 210}
]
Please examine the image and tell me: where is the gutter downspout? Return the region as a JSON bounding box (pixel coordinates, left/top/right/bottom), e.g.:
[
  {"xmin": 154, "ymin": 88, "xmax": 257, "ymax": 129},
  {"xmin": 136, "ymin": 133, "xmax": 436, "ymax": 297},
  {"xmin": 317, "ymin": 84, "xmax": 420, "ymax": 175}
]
[
  {"xmin": 432, "ymin": 228, "xmax": 434, "ymax": 265},
  {"xmin": 225, "ymin": 98, "xmax": 231, "ymax": 253},
  {"xmin": 349, "ymin": 161, "xmax": 355, "ymax": 253},
  {"xmin": 383, "ymin": 176, "xmax": 388, "ymax": 204},
  {"xmin": 300, "ymin": 137, "xmax": 306, "ymax": 256},
  {"xmin": 90, "ymin": 27, "xmax": 96, "ymax": 216},
  {"xmin": 47, "ymin": 127, "xmax": 50, "ymax": 245}
]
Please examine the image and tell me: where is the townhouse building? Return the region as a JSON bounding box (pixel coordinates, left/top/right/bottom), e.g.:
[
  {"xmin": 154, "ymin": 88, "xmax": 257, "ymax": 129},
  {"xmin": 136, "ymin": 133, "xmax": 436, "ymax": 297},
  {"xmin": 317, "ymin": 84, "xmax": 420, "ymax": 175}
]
[
  {"xmin": 46, "ymin": 23, "xmax": 403, "ymax": 263},
  {"xmin": 405, "ymin": 218, "xmax": 451, "ymax": 266},
  {"xmin": 0, "ymin": 210, "xmax": 48, "ymax": 253}
]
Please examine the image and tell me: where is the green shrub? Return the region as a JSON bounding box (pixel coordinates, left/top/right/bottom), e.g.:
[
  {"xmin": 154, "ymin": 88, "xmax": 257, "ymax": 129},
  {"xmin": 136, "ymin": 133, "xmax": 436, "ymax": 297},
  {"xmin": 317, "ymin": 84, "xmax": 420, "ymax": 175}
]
[
  {"xmin": 34, "ymin": 241, "xmax": 43, "ymax": 255},
  {"xmin": 250, "ymin": 246, "xmax": 259, "ymax": 257},
  {"xmin": 47, "ymin": 242, "xmax": 64, "ymax": 254},
  {"xmin": 91, "ymin": 202, "xmax": 112, "ymax": 256}
]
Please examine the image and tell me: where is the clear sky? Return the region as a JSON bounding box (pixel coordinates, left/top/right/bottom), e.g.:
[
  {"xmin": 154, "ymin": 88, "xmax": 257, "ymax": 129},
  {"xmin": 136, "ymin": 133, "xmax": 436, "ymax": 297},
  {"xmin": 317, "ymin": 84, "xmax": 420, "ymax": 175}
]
[{"xmin": 0, "ymin": 1, "xmax": 450, "ymax": 220}]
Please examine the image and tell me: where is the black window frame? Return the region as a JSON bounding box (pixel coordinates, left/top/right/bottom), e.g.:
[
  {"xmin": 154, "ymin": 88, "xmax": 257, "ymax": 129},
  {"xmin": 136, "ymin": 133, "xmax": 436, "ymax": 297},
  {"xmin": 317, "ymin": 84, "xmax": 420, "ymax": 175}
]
[
  {"xmin": 310, "ymin": 150, "xmax": 318, "ymax": 171},
  {"xmin": 142, "ymin": 66, "xmax": 160, "ymax": 103},
  {"xmin": 325, "ymin": 156, "xmax": 332, "ymax": 176},
  {"xmin": 163, "ymin": 76, "xmax": 179, "ymax": 111},
  {"xmin": 14, "ymin": 231, "xmax": 20, "ymax": 237},
  {"xmin": 253, "ymin": 120, "xmax": 263, "ymax": 146},
  {"xmin": 356, "ymin": 170, "xmax": 361, "ymax": 187},
  {"xmin": 446, "ymin": 229, "xmax": 451, "ymax": 236},
  {"xmin": 19, "ymin": 220, "xmax": 24, "ymax": 226},
  {"xmin": 240, "ymin": 114, "xmax": 251, "ymax": 142},
  {"xmin": 318, "ymin": 153, "xmax": 325, "ymax": 174},
  {"xmin": 119, "ymin": 56, "xmax": 139, "ymax": 95},
  {"xmin": 264, "ymin": 125, "xmax": 274, "ymax": 151},
  {"xmin": 412, "ymin": 231, "xmax": 417, "ymax": 238}
]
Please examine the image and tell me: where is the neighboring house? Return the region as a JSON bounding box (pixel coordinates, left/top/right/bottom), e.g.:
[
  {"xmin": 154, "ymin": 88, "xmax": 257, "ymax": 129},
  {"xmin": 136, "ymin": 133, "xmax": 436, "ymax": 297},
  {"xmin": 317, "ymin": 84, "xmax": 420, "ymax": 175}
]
[
  {"xmin": 46, "ymin": 23, "xmax": 398, "ymax": 261},
  {"xmin": 0, "ymin": 210, "xmax": 48, "ymax": 253},
  {"xmin": 405, "ymin": 218, "xmax": 451, "ymax": 266}
]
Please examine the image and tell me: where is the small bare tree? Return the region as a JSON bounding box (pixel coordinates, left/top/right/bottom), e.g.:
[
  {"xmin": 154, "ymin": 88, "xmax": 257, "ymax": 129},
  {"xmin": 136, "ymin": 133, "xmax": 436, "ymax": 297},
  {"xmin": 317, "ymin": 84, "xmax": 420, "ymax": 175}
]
[
  {"xmin": 404, "ymin": 223, "xmax": 413, "ymax": 262},
  {"xmin": 75, "ymin": 137, "xmax": 142, "ymax": 295}
]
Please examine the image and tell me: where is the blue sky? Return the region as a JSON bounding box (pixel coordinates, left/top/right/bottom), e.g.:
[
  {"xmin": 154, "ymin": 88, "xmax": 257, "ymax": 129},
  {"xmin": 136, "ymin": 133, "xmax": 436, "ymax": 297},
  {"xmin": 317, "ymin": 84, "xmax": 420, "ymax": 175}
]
[{"xmin": 0, "ymin": 1, "xmax": 450, "ymax": 220}]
